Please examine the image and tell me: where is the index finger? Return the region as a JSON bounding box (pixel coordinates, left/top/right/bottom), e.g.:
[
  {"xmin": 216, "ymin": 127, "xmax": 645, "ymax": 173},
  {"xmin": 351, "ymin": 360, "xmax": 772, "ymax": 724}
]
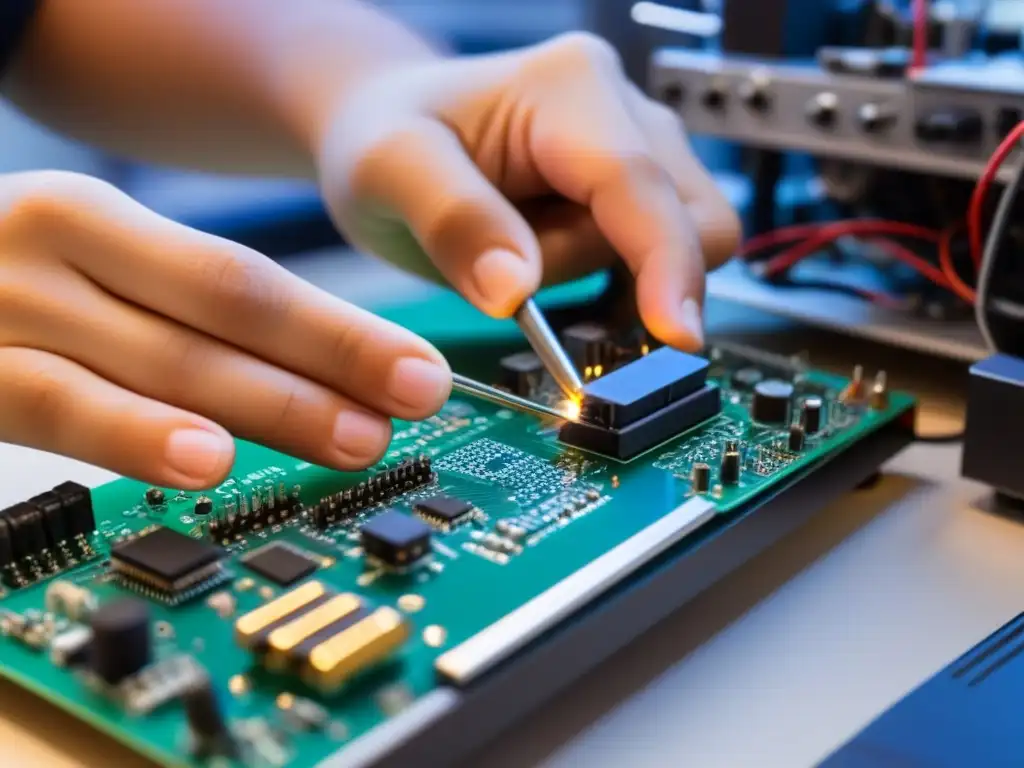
[{"xmin": 525, "ymin": 37, "xmax": 707, "ymax": 349}]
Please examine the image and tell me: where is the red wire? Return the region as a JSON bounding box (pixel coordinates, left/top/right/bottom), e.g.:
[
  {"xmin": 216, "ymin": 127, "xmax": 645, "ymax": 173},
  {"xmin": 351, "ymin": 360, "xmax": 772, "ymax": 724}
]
[
  {"xmin": 968, "ymin": 120, "xmax": 1024, "ymax": 269},
  {"xmin": 912, "ymin": 0, "xmax": 928, "ymax": 71},
  {"xmin": 938, "ymin": 222, "xmax": 977, "ymax": 303},
  {"xmin": 740, "ymin": 219, "xmax": 939, "ymax": 259}
]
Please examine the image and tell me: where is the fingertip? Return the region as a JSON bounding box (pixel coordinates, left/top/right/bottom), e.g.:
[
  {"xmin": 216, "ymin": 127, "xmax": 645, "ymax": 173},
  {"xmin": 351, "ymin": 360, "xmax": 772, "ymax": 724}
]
[
  {"xmin": 331, "ymin": 409, "xmax": 393, "ymax": 469},
  {"xmin": 386, "ymin": 356, "xmax": 452, "ymax": 419},
  {"xmin": 163, "ymin": 423, "xmax": 235, "ymax": 490},
  {"xmin": 470, "ymin": 248, "xmax": 541, "ymax": 318}
]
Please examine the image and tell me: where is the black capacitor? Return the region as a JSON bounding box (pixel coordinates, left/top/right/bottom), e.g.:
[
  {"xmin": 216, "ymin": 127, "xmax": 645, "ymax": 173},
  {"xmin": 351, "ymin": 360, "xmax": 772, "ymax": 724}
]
[
  {"xmin": 2, "ymin": 502, "xmax": 47, "ymax": 559},
  {"xmin": 194, "ymin": 495, "xmax": 213, "ymax": 516},
  {"xmin": 499, "ymin": 351, "xmax": 545, "ymax": 396},
  {"xmin": 89, "ymin": 597, "xmax": 151, "ymax": 684},
  {"xmin": 182, "ymin": 674, "xmax": 236, "ymax": 757},
  {"xmin": 801, "ymin": 396, "xmax": 823, "ymax": 434},
  {"xmin": 0, "ymin": 517, "xmax": 12, "ymax": 569},
  {"xmin": 720, "ymin": 442, "xmax": 741, "ymax": 485},
  {"xmin": 751, "ymin": 379, "xmax": 795, "ymax": 425},
  {"xmin": 691, "ymin": 463, "xmax": 711, "ymax": 493},
  {"xmin": 29, "ymin": 490, "xmax": 66, "ymax": 547},
  {"xmin": 52, "ymin": 481, "xmax": 95, "ymax": 537},
  {"xmin": 145, "ymin": 487, "xmax": 166, "ymax": 506},
  {"xmin": 788, "ymin": 424, "xmax": 806, "ymax": 452}
]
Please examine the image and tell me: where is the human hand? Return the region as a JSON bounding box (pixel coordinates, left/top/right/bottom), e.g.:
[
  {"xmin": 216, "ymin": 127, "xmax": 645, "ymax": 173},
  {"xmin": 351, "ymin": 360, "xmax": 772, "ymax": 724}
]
[
  {"xmin": 318, "ymin": 32, "xmax": 740, "ymax": 350},
  {"xmin": 0, "ymin": 171, "xmax": 450, "ymax": 489}
]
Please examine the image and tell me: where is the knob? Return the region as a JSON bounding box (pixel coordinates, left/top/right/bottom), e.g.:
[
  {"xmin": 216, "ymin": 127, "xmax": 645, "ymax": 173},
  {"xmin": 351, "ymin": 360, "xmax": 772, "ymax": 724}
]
[
  {"xmin": 806, "ymin": 92, "xmax": 839, "ymax": 128},
  {"xmin": 660, "ymin": 83, "xmax": 685, "ymax": 108},
  {"xmin": 738, "ymin": 77, "xmax": 771, "ymax": 112},
  {"xmin": 701, "ymin": 85, "xmax": 727, "ymax": 111},
  {"xmin": 858, "ymin": 102, "xmax": 897, "ymax": 133}
]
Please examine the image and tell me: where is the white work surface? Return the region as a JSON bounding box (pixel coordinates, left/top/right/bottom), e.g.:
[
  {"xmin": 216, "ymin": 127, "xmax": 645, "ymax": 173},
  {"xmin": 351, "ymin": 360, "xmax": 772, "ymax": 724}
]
[{"xmin": 1, "ymin": 255, "xmax": 1019, "ymax": 768}]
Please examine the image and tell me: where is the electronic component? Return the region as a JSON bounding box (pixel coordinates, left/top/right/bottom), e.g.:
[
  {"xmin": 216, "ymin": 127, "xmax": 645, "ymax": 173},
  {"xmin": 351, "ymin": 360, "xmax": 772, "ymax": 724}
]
[
  {"xmin": 305, "ymin": 607, "xmax": 408, "ymax": 693},
  {"xmin": 182, "ymin": 672, "xmax": 237, "ymax": 758},
  {"xmin": 963, "ymin": 354, "xmax": 1024, "ymax": 502},
  {"xmin": 579, "ymin": 348, "xmax": 709, "ymax": 429},
  {"xmin": 788, "ymin": 425, "xmax": 806, "ymax": 452},
  {"xmin": 28, "ymin": 491, "xmax": 65, "ymax": 546},
  {"xmin": 45, "ymin": 581, "xmax": 97, "ymax": 621},
  {"xmin": 51, "ymin": 481, "xmax": 95, "ymax": 538},
  {"xmin": 751, "ymin": 380, "xmax": 794, "ymax": 425},
  {"xmin": 560, "ymin": 384, "xmax": 721, "ymax": 460},
  {"xmin": 360, "ymin": 511, "xmax": 432, "ymax": 569},
  {"xmin": 206, "ymin": 591, "xmax": 236, "ymax": 619},
  {"xmin": 308, "ymin": 455, "xmax": 434, "ymax": 531},
  {"xmin": 234, "ymin": 581, "xmax": 409, "ymax": 693},
  {"xmin": 89, "ymin": 597, "xmax": 151, "ymax": 685},
  {"xmin": 241, "ymin": 542, "xmax": 318, "ymax": 587},
  {"xmin": 110, "ymin": 527, "xmax": 225, "ymax": 603},
  {"xmin": 277, "ymin": 693, "xmax": 329, "ymax": 731},
  {"xmin": 50, "ymin": 626, "xmax": 92, "ymax": 668},
  {"xmin": 731, "ymin": 367, "xmax": 764, "ymax": 391},
  {"xmin": 0, "ymin": 503, "xmax": 46, "ymax": 560},
  {"xmin": 122, "ymin": 654, "xmax": 208, "ymax": 715},
  {"xmin": 207, "ymin": 483, "xmax": 300, "ymax": 541},
  {"xmin": 869, "ymin": 371, "xmax": 889, "ymax": 410},
  {"xmin": 720, "ymin": 442, "xmax": 741, "ymax": 485},
  {"xmin": 561, "ymin": 322, "xmax": 613, "ymax": 372},
  {"xmin": 801, "ymin": 397, "xmax": 823, "ymax": 434},
  {"xmin": 0, "ymin": 518, "xmax": 10, "ymax": 569},
  {"xmin": 144, "ymin": 488, "xmax": 165, "ymax": 506},
  {"xmin": 691, "ymin": 463, "xmax": 711, "ymax": 494},
  {"xmin": 194, "ymin": 496, "xmax": 213, "ymax": 516},
  {"xmin": 414, "ymin": 495, "xmax": 475, "ymax": 529},
  {"xmin": 499, "ymin": 351, "xmax": 545, "ymax": 396}
]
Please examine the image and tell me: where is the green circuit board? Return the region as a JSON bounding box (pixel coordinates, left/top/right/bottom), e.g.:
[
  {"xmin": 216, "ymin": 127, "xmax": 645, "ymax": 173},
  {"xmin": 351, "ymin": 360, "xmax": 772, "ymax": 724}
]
[{"xmin": 0, "ymin": 288, "xmax": 914, "ymax": 767}]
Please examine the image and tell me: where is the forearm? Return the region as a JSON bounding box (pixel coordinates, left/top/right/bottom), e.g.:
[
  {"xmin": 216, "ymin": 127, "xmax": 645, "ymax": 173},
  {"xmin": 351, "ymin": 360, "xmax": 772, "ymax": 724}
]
[{"xmin": 3, "ymin": 0, "xmax": 441, "ymax": 178}]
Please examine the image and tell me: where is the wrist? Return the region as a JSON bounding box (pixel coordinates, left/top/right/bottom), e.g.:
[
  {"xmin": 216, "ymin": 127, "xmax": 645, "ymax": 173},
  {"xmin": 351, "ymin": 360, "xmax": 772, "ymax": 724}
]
[{"xmin": 264, "ymin": 3, "xmax": 445, "ymax": 176}]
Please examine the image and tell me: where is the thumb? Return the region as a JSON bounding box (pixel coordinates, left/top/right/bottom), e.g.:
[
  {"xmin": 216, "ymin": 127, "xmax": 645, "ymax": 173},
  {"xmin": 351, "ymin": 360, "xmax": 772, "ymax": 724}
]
[{"xmin": 346, "ymin": 117, "xmax": 541, "ymax": 317}]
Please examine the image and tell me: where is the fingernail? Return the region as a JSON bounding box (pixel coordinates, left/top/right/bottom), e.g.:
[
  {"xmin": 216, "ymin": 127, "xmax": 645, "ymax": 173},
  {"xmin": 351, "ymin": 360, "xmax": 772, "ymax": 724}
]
[
  {"xmin": 165, "ymin": 429, "xmax": 232, "ymax": 483},
  {"xmin": 472, "ymin": 249, "xmax": 532, "ymax": 315},
  {"xmin": 387, "ymin": 357, "xmax": 451, "ymax": 412},
  {"xmin": 680, "ymin": 298, "xmax": 704, "ymax": 346},
  {"xmin": 333, "ymin": 409, "xmax": 390, "ymax": 463}
]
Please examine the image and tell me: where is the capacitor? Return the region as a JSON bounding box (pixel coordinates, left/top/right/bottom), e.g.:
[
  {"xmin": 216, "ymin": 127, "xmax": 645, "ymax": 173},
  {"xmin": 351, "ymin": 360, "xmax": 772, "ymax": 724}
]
[
  {"xmin": 182, "ymin": 673, "xmax": 237, "ymax": 757},
  {"xmin": 89, "ymin": 598, "xmax": 151, "ymax": 684},
  {"xmin": 751, "ymin": 380, "xmax": 795, "ymax": 425},
  {"xmin": 788, "ymin": 424, "xmax": 806, "ymax": 452},
  {"xmin": 691, "ymin": 463, "xmax": 711, "ymax": 494},
  {"xmin": 194, "ymin": 495, "xmax": 213, "ymax": 516},
  {"xmin": 801, "ymin": 397, "xmax": 823, "ymax": 434},
  {"xmin": 144, "ymin": 488, "xmax": 166, "ymax": 506},
  {"xmin": 720, "ymin": 443, "xmax": 741, "ymax": 485}
]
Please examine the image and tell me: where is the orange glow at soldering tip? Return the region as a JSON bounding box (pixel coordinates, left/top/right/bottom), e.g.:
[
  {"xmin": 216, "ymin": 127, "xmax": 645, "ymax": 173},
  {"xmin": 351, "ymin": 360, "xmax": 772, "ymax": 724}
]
[{"xmin": 562, "ymin": 397, "xmax": 582, "ymax": 422}]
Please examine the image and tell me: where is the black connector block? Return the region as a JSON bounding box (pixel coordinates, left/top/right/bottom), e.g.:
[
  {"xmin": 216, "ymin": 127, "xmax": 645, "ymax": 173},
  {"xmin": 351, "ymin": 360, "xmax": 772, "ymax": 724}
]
[
  {"xmin": 560, "ymin": 385, "xmax": 721, "ymax": 460},
  {"xmin": 580, "ymin": 348, "xmax": 709, "ymax": 430},
  {"xmin": 962, "ymin": 354, "xmax": 1024, "ymax": 499}
]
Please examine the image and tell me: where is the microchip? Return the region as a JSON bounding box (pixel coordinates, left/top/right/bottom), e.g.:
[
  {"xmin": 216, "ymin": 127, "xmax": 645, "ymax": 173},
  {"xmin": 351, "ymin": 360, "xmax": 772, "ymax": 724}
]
[
  {"xmin": 360, "ymin": 510, "xmax": 432, "ymax": 569},
  {"xmin": 110, "ymin": 527, "xmax": 225, "ymax": 603},
  {"xmin": 414, "ymin": 496, "xmax": 474, "ymax": 529},
  {"xmin": 241, "ymin": 542, "xmax": 318, "ymax": 587}
]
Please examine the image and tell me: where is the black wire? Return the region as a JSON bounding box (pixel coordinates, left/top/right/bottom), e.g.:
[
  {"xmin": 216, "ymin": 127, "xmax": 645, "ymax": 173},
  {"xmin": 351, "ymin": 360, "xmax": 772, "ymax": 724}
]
[{"xmin": 977, "ymin": 147, "xmax": 1024, "ymax": 351}]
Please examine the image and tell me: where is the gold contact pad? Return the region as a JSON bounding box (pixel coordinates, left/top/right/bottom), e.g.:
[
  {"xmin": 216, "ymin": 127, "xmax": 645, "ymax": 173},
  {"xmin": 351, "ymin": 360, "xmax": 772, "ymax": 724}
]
[
  {"xmin": 235, "ymin": 580, "xmax": 326, "ymax": 648},
  {"xmin": 266, "ymin": 593, "xmax": 361, "ymax": 667},
  {"xmin": 305, "ymin": 607, "xmax": 409, "ymax": 692}
]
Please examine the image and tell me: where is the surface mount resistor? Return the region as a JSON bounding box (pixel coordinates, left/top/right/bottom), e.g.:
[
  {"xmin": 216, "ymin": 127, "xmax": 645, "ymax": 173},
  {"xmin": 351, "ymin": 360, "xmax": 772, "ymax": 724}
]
[{"xmin": 691, "ymin": 463, "xmax": 711, "ymax": 494}]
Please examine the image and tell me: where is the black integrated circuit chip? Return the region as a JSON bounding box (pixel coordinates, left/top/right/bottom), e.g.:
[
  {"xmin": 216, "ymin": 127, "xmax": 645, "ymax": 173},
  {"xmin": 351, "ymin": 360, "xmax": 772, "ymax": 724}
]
[
  {"xmin": 111, "ymin": 527, "xmax": 224, "ymax": 601},
  {"xmin": 360, "ymin": 510, "xmax": 432, "ymax": 569},
  {"xmin": 241, "ymin": 542, "xmax": 319, "ymax": 586},
  {"xmin": 414, "ymin": 496, "xmax": 474, "ymax": 529}
]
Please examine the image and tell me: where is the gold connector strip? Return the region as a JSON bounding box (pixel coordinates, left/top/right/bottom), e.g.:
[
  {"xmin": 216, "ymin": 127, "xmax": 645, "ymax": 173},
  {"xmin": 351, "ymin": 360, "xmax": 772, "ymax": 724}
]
[
  {"xmin": 268, "ymin": 593, "xmax": 361, "ymax": 655},
  {"xmin": 235, "ymin": 580, "xmax": 326, "ymax": 648},
  {"xmin": 306, "ymin": 607, "xmax": 408, "ymax": 692}
]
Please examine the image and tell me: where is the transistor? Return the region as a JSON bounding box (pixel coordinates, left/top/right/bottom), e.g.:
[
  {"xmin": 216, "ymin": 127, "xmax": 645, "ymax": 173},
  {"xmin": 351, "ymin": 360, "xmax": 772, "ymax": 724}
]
[
  {"xmin": 720, "ymin": 442, "xmax": 741, "ymax": 485},
  {"xmin": 145, "ymin": 488, "xmax": 166, "ymax": 506},
  {"xmin": 498, "ymin": 351, "xmax": 545, "ymax": 396}
]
